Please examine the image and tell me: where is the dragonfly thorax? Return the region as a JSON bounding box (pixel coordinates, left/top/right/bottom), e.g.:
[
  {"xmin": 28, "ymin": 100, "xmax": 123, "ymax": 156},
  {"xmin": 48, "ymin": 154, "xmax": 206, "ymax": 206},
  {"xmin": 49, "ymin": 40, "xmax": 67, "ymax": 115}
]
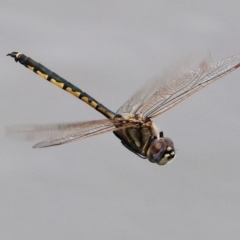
[{"xmin": 113, "ymin": 116, "xmax": 175, "ymax": 165}]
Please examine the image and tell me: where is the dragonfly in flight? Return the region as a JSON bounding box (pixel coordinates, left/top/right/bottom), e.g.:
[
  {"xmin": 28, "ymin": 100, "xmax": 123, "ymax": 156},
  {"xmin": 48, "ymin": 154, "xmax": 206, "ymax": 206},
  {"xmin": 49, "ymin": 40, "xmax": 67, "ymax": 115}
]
[{"xmin": 7, "ymin": 52, "xmax": 240, "ymax": 165}]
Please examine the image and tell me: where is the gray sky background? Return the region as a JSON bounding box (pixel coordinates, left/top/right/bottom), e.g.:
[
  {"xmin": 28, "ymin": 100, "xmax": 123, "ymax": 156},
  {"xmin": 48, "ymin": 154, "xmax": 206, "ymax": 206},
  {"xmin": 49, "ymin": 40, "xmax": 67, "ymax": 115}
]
[{"xmin": 1, "ymin": 1, "xmax": 240, "ymax": 239}]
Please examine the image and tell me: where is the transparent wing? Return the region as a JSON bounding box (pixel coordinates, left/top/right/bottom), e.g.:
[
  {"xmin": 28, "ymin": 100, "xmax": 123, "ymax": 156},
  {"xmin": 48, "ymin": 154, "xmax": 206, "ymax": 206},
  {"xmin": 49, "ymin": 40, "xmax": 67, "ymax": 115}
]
[
  {"xmin": 137, "ymin": 55, "xmax": 240, "ymax": 118},
  {"xmin": 6, "ymin": 118, "xmax": 133, "ymax": 148},
  {"xmin": 117, "ymin": 55, "xmax": 240, "ymax": 118},
  {"xmin": 117, "ymin": 54, "xmax": 213, "ymax": 116}
]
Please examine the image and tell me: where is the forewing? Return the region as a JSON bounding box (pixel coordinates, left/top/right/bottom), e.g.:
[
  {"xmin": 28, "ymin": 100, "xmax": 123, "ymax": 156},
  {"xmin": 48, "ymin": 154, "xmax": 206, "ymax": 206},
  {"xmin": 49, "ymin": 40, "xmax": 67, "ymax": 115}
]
[
  {"xmin": 7, "ymin": 119, "xmax": 129, "ymax": 148},
  {"xmin": 116, "ymin": 54, "xmax": 213, "ymax": 116},
  {"xmin": 136, "ymin": 55, "xmax": 240, "ymax": 118}
]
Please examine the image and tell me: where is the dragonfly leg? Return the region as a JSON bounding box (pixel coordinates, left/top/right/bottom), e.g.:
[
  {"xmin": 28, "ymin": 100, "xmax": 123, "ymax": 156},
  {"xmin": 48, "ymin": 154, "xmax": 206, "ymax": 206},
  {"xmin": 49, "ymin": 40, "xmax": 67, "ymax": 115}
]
[
  {"xmin": 142, "ymin": 135, "xmax": 156, "ymax": 156},
  {"xmin": 159, "ymin": 131, "xmax": 164, "ymax": 138},
  {"xmin": 113, "ymin": 131, "xmax": 147, "ymax": 159},
  {"xmin": 121, "ymin": 141, "xmax": 147, "ymax": 159}
]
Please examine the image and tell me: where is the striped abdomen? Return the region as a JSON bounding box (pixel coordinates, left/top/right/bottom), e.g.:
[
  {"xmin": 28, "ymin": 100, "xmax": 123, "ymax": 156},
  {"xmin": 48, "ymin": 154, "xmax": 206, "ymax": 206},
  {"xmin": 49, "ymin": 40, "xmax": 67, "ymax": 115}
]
[{"xmin": 7, "ymin": 52, "xmax": 116, "ymax": 119}]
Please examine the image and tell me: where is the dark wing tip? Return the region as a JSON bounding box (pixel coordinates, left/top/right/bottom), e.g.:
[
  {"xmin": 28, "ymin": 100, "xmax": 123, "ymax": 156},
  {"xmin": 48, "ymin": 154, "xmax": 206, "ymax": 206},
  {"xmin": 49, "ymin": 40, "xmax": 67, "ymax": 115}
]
[{"xmin": 234, "ymin": 62, "xmax": 240, "ymax": 69}]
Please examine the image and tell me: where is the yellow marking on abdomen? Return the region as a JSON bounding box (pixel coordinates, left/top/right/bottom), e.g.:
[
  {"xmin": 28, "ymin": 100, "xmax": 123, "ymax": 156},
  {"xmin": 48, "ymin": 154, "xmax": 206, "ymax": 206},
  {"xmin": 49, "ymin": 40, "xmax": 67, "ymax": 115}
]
[
  {"xmin": 90, "ymin": 101, "xmax": 98, "ymax": 108},
  {"xmin": 81, "ymin": 96, "xmax": 97, "ymax": 108},
  {"xmin": 50, "ymin": 79, "xmax": 64, "ymax": 88},
  {"xmin": 37, "ymin": 70, "xmax": 48, "ymax": 80},
  {"xmin": 81, "ymin": 96, "xmax": 90, "ymax": 104},
  {"xmin": 27, "ymin": 65, "xmax": 34, "ymax": 71},
  {"xmin": 66, "ymin": 87, "xmax": 81, "ymax": 97},
  {"xmin": 106, "ymin": 112, "xmax": 114, "ymax": 119},
  {"xmin": 97, "ymin": 107, "xmax": 114, "ymax": 119}
]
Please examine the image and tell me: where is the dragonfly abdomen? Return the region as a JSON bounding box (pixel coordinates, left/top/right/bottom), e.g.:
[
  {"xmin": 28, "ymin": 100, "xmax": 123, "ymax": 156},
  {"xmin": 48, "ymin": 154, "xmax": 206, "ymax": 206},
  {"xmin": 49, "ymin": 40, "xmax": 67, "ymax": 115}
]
[{"xmin": 7, "ymin": 52, "xmax": 116, "ymax": 119}]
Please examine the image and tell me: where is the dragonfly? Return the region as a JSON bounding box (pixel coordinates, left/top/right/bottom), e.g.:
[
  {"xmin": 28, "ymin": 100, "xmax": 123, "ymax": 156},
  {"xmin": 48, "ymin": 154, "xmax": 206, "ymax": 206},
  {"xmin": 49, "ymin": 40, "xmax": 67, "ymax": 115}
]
[{"xmin": 7, "ymin": 52, "xmax": 240, "ymax": 165}]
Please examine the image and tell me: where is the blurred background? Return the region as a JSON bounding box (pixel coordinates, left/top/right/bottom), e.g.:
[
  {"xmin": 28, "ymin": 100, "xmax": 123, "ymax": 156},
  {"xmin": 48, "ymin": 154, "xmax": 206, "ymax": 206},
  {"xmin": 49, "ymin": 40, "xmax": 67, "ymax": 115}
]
[{"xmin": 1, "ymin": 1, "xmax": 240, "ymax": 239}]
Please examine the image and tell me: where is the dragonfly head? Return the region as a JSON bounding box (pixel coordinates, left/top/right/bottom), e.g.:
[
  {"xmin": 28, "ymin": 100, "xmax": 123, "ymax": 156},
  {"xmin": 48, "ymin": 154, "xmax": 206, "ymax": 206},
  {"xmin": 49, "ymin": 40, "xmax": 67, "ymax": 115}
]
[{"xmin": 147, "ymin": 132, "xmax": 175, "ymax": 165}]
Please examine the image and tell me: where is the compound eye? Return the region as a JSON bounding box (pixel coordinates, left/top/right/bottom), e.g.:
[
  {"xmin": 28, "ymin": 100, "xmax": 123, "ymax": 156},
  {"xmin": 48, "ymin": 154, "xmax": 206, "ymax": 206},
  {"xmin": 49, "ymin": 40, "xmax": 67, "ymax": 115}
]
[
  {"xmin": 150, "ymin": 140, "xmax": 166, "ymax": 154},
  {"xmin": 147, "ymin": 137, "xmax": 175, "ymax": 165},
  {"xmin": 164, "ymin": 137, "xmax": 174, "ymax": 148},
  {"xmin": 147, "ymin": 139, "xmax": 166, "ymax": 163}
]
